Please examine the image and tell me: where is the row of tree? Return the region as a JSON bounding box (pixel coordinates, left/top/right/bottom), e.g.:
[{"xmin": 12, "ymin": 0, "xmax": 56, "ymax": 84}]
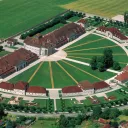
[
  {"xmin": 20, "ymin": 11, "xmax": 85, "ymax": 39},
  {"xmin": 0, "ymin": 99, "xmax": 54, "ymax": 114},
  {"xmin": 90, "ymin": 48, "xmax": 121, "ymax": 72}
]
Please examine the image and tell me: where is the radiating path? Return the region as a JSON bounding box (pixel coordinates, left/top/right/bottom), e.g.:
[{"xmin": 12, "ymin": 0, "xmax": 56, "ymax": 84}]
[
  {"xmin": 61, "ymin": 59, "xmax": 103, "ymax": 81},
  {"xmin": 49, "ymin": 61, "xmax": 55, "ymax": 88},
  {"xmin": 28, "ymin": 61, "xmax": 44, "ymax": 83},
  {"xmin": 56, "ymin": 61, "xmax": 78, "ymax": 84},
  {"xmin": 64, "ymin": 38, "xmax": 104, "ymax": 50},
  {"xmin": 66, "ymin": 44, "xmax": 118, "ymax": 53}
]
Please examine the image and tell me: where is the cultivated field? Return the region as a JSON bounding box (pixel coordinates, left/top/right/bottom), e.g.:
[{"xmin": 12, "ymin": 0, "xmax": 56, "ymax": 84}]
[
  {"xmin": 62, "ymin": 0, "xmax": 128, "ymax": 18},
  {"xmin": 0, "ymin": 0, "xmax": 127, "ymax": 38},
  {"xmin": 0, "ymin": 0, "xmax": 73, "ymax": 38}
]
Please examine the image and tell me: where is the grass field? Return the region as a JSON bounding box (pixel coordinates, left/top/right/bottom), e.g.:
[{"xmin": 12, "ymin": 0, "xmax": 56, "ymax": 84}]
[
  {"xmin": 61, "ymin": 0, "xmax": 128, "ymax": 18},
  {"xmin": 32, "ymin": 119, "xmax": 57, "ymax": 128},
  {"xmin": 65, "ymin": 34, "xmax": 128, "ymax": 68},
  {"xmin": 9, "ymin": 60, "xmax": 115, "ymax": 88},
  {"xmin": 0, "ymin": 0, "xmax": 74, "ymax": 38},
  {"xmin": 1, "ymin": 0, "xmax": 127, "ymax": 38}
]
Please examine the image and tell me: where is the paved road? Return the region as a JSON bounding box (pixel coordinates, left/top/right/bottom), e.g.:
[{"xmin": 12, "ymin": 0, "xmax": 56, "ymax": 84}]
[{"xmin": 4, "ymin": 105, "xmax": 128, "ymax": 118}]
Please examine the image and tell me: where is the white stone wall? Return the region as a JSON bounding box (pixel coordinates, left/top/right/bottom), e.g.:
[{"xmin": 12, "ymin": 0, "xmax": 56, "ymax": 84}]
[
  {"xmin": 24, "ymin": 44, "xmax": 41, "ymax": 55},
  {"xmin": 83, "ymin": 89, "xmax": 94, "ymax": 95},
  {"xmin": 62, "ymin": 92, "xmax": 83, "ymax": 97},
  {"xmin": 26, "ymin": 92, "xmax": 46, "ymax": 96},
  {"xmin": 14, "ymin": 89, "xmax": 25, "ymax": 95},
  {"xmin": 95, "ymin": 30, "xmax": 106, "ymax": 35},
  {"xmin": 0, "ymin": 88, "xmax": 14, "ymax": 93},
  {"xmin": 95, "ymin": 87, "xmax": 110, "ymax": 93}
]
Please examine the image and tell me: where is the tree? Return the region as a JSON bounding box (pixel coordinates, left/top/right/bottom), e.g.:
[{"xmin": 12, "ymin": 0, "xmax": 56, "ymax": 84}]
[
  {"xmin": 92, "ymin": 106, "xmax": 102, "ymax": 119},
  {"xmin": 124, "ymin": 11, "xmax": 128, "ymax": 23},
  {"xmin": 97, "ymin": 62, "xmax": 105, "ymax": 72},
  {"xmin": 0, "ymin": 107, "xmax": 5, "ymax": 119},
  {"xmin": 0, "ymin": 46, "xmax": 3, "ymax": 52},
  {"xmin": 123, "ymin": 109, "xmax": 128, "ymax": 116},
  {"xmin": 109, "ymin": 108, "xmax": 121, "ymax": 119},
  {"xmin": 59, "ymin": 115, "xmax": 69, "ymax": 128},
  {"xmin": 113, "ymin": 61, "xmax": 121, "ymax": 70},
  {"xmin": 6, "ymin": 120, "xmax": 15, "ymax": 128},
  {"xmin": 103, "ymin": 48, "xmax": 113, "ymax": 68},
  {"xmin": 110, "ymin": 121, "xmax": 118, "ymax": 128},
  {"xmin": 101, "ymin": 108, "xmax": 111, "ymax": 119},
  {"xmin": 90, "ymin": 56, "xmax": 97, "ymax": 70}
]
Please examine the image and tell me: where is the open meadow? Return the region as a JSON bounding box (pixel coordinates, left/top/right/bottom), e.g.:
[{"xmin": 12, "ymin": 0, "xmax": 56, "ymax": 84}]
[
  {"xmin": 0, "ymin": 0, "xmax": 128, "ymax": 38},
  {"xmin": 62, "ymin": 0, "xmax": 128, "ymax": 18}
]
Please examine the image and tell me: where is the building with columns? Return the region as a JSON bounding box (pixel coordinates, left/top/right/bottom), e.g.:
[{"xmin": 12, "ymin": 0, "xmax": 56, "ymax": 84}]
[{"xmin": 24, "ymin": 23, "xmax": 85, "ymax": 56}]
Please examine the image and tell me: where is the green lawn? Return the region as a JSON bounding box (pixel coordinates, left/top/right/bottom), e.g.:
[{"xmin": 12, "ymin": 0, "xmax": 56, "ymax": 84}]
[
  {"xmin": 9, "ymin": 60, "xmax": 115, "ymax": 88},
  {"xmin": 67, "ymin": 16, "xmax": 81, "ymax": 22},
  {"xmin": 29, "ymin": 62, "xmax": 52, "ymax": 88},
  {"xmin": 9, "ymin": 63, "xmax": 40, "ymax": 84},
  {"xmin": 41, "ymin": 23, "xmax": 65, "ymax": 35},
  {"xmin": 32, "ymin": 99, "xmax": 48, "ymax": 108},
  {"xmin": 0, "ymin": 0, "xmax": 74, "ymax": 38},
  {"xmin": 65, "ymin": 34, "xmax": 128, "ymax": 68},
  {"xmin": 106, "ymin": 90, "xmax": 126, "ymax": 100},
  {"xmin": 61, "ymin": 0, "xmax": 128, "ymax": 18},
  {"xmin": 0, "ymin": 51, "xmax": 10, "ymax": 57},
  {"xmin": 32, "ymin": 119, "xmax": 58, "ymax": 128}
]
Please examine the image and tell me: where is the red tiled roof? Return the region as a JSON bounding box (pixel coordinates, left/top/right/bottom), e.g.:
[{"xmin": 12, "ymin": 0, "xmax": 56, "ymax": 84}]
[
  {"xmin": 120, "ymin": 121, "xmax": 128, "ymax": 128},
  {"xmin": 62, "ymin": 85, "xmax": 82, "ymax": 93},
  {"xmin": 108, "ymin": 27, "xmax": 128, "ymax": 40},
  {"xmin": 24, "ymin": 23, "xmax": 85, "ymax": 48},
  {"xmin": 115, "ymin": 72, "xmax": 128, "ymax": 82},
  {"xmin": 123, "ymin": 66, "xmax": 128, "ymax": 72},
  {"xmin": 14, "ymin": 81, "xmax": 28, "ymax": 90},
  {"xmin": 98, "ymin": 118, "xmax": 110, "ymax": 124},
  {"xmin": 7, "ymin": 38, "xmax": 16, "ymax": 42},
  {"xmin": 27, "ymin": 86, "xmax": 46, "ymax": 94},
  {"xmin": 102, "ymin": 124, "xmax": 111, "ymax": 128},
  {"xmin": 97, "ymin": 26, "xmax": 128, "ymax": 40},
  {"xmin": 96, "ymin": 26, "xmax": 107, "ymax": 32},
  {"xmin": 0, "ymin": 48, "xmax": 38, "ymax": 76},
  {"xmin": 0, "ymin": 82, "xmax": 14, "ymax": 90},
  {"xmin": 78, "ymin": 80, "xmax": 94, "ymax": 90},
  {"xmin": 93, "ymin": 81, "xmax": 110, "ymax": 90},
  {"xmin": 77, "ymin": 19, "xmax": 87, "ymax": 24}
]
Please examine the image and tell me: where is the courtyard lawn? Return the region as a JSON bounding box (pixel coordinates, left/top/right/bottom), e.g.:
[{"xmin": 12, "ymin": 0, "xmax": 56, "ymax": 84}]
[
  {"xmin": 67, "ymin": 16, "xmax": 81, "ymax": 22},
  {"xmin": 29, "ymin": 62, "xmax": 52, "ymax": 88},
  {"xmin": 9, "ymin": 63, "xmax": 40, "ymax": 84},
  {"xmin": 41, "ymin": 23, "xmax": 65, "ymax": 35},
  {"xmin": 106, "ymin": 90, "xmax": 126, "ymax": 100},
  {"xmin": 0, "ymin": 51, "xmax": 10, "ymax": 57},
  {"xmin": 65, "ymin": 34, "xmax": 128, "ymax": 68},
  {"xmin": 60, "ymin": 60, "xmax": 116, "ymax": 82},
  {"xmin": 9, "ymin": 59, "xmax": 116, "ymax": 88},
  {"xmin": 61, "ymin": 0, "xmax": 128, "ymax": 18},
  {"xmin": 33, "ymin": 99, "xmax": 49, "ymax": 108},
  {"xmin": 0, "ymin": 0, "xmax": 74, "ymax": 38},
  {"xmin": 32, "ymin": 119, "xmax": 58, "ymax": 128},
  {"xmin": 52, "ymin": 62, "xmax": 76, "ymax": 88}
]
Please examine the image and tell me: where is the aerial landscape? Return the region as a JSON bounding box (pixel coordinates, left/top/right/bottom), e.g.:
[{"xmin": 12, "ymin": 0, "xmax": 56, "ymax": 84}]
[{"xmin": 0, "ymin": 0, "xmax": 128, "ymax": 128}]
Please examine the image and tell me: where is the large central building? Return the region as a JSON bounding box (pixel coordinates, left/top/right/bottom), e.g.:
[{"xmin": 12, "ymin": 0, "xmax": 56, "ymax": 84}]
[{"xmin": 24, "ymin": 23, "xmax": 85, "ymax": 56}]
